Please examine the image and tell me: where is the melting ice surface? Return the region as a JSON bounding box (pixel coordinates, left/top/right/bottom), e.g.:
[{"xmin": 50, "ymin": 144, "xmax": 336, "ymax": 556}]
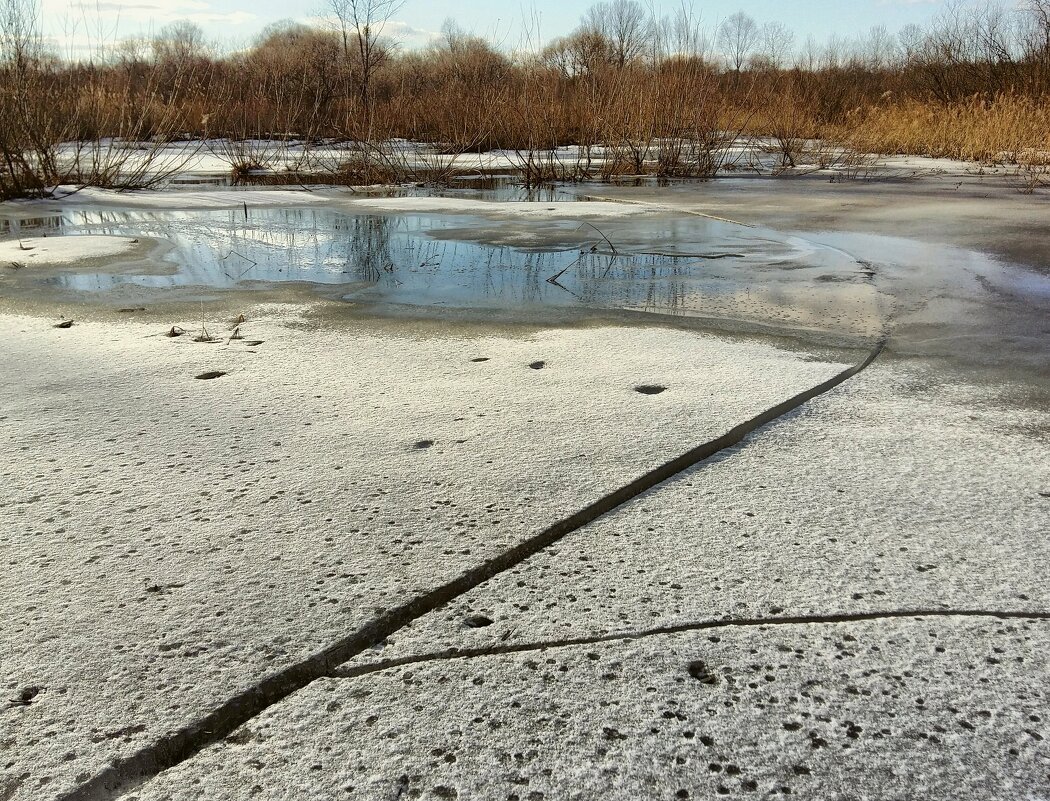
[{"xmin": 0, "ymin": 202, "xmax": 886, "ymax": 339}]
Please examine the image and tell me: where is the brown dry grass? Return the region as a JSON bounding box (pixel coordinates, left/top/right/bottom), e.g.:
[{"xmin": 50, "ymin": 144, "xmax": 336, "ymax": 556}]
[{"xmin": 839, "ymin": 94, "xmax": 1050, "ymax": 162}]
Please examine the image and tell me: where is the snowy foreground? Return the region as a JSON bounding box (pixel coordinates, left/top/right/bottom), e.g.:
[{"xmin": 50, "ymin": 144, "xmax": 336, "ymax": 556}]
[
  {"xmin": 1, "ymin": 175, "xmax": 1048, "ymax": 801},
  {"xmin": 2, "ymin": 310, "xmax": 1047, "ymax": 801}
]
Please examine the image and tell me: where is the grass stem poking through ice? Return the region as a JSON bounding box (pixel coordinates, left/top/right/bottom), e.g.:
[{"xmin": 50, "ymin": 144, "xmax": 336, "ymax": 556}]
[
  {"xmin": 193, "ymin": 302, "xmax": 213, "ymax": 343},
  {"xmin": 576, "ymin": 221, "xmax": 618, "ymax": 254}
]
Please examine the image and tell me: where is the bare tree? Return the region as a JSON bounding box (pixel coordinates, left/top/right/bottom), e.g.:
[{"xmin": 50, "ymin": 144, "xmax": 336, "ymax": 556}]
[
  {"xmin": 152, "ymin": 20, "xmax": 207, "ymax": 67},
  {"xmin": 759, "ymin": 21, "xmax": 794, "ymax": 69},
  {"xmin": 541, "ymin": 29, "xmax": 614, "ymax": 77},
  {"xmin": 1022, "ymin": 0, "xmax": 1050, "ymax": 85},
  {"xmin": 115, "ymin": 35, "xmax": 151, "ymax": 72},
  {"xmin": 821, "ymin": 33, "xmax": 847, "ymax": 71},
  {"xmin": 1030, "ymin": 0, "xmax": 1050, "ymax": 53},
  {"xmin": 906, "ymin": 3, "xmax": 1027, "ymax": 100},
  {"xmin": 149, "ymin": 20, "xmax": 209, "ymax": 103},
  {"xmin": 796, "ymin": 33, "xmax": 820, "ymax": 71},
  {"xmin": 580, "ymin": 0, "xmax": 651, "ymax": 68},
  {"xmin": 971, "ymin": 3, "xmax": 1020, "ymax": 64},
  {"xmin": 243, "ymin": 19, "xmax": 343, "ymax": 133},
  {"xmin": 860, "ymin": 25, "xmax": 897, "ymax": 71},
  {"xmin": 664, "ymin": 1, "xmax": 711, "ymax": 61},
  {"xmin": 440, "ymin": 17, "xmax": 465, "ymax": 52},
  {"xmin": 326, "ymin": 0, "xmax": 405, "ymax": 113},
  {"xmin": 717, "ymin": 11, "xmax": 758, "ymax": 73},
  {"xmin": 1, "ymin": 0, "xmax": 43, "ymax": 197},
  {"xmin": 897, "ymin": 23, "xmax": 925, "ymax": 63},
  {"xmin": 1, "ymin": 0, "xmax": 39, "ymax": 69}
]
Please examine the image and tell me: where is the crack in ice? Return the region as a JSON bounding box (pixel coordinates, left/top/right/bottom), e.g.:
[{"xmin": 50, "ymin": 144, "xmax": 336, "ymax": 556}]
[
  {"xmin": 335, "ymin": 609, "xmax": 1050, "ymax": 679},
  {"xmin": 58, "ymin": 340, "xmax": 887, "ymax": 801}
]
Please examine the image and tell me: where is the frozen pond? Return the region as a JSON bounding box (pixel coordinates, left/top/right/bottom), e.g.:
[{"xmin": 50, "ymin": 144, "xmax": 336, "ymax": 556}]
[
  {"xmin": 0, "ymin": 200, "xmax": 884, "ymax": 344},
  {"xmin": 1, "ymin": 173, "xmax": 1048, "ymax": 801}
]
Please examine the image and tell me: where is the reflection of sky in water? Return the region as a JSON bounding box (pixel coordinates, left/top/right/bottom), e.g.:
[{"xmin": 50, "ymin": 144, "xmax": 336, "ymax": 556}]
[{"xmin": 0, "ymin": 207, "xmax": 884, "ymax": 334}]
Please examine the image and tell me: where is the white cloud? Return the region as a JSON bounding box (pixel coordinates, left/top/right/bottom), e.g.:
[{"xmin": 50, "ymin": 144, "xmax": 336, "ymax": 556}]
[
  {"xmin": 42, "ymin": 0, "xmax": 257, "ymax": 30},
  {"xmin": 308, "ymin": 14, "xmax": 442, "ymax": 49},
  {"xmin": 384, "ymin": 20, "xmax": 442, "ymax": 48}
]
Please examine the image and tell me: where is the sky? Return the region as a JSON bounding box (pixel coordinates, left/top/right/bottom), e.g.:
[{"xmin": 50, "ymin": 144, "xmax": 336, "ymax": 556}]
[{"xmin": 37, "ymin": 0, "xmax": 998, "ymax": 55}]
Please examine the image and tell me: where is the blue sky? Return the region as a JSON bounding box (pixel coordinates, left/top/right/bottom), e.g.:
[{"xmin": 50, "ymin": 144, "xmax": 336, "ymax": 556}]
[{"xmin": 39, "ymin": 0, "xmax": 980, "ymax": 53}]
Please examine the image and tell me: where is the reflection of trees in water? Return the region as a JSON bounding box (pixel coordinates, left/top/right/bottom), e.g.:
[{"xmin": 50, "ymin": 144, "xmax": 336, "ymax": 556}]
[
  {"xmin": 343, "ymin": 229, "xmax": 568, "ymax": 305},
  {"xmin": 2, "ymin": 209, "xmax": 148, "ymax": 239},
  {"xmin": 8, "ymin": 207, "xmax": 697, "ymax": 311},
  {"xmin": 34, "ymin": 208, "xmax": 357, "ymax": 284},
  {"xmin": 333, "ymin": 214, "xmax": 394, "ymax": 282},
  {"xmin": 464, "ymin": 248, "xmax": 555, "ymax": 304},
  {"xmin": 1, "ymin": 214, "xmax": 65, "ymax": 237},
  {"xmin": 8, "ymin": 206, "xmax": 797, "ymax": 319},
  {"xmin": 517, "ymin": 252, "xmax": 553, "ymax": 303},
  {"xmin": 568, "ymin": 252, "xmax": 692, "ymax": 312}
]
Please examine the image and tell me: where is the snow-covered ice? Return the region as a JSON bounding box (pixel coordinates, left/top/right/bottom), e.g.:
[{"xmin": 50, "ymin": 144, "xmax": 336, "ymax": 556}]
[
  {"xmin": 41, "ymin": 186, "xmax": 331, "ymax": 209},
  {"xmin": 0, "ymin": 310, "xmax": 849, "ymax": 801},
  {"xmin": 130, "ymin": 356, "xmax": 1050, "ymax": 801},
  {"xmin": 341, "ymin": 358, "xmax": 1050, "ymax": 665},
  {"xmin": 135, "ymin": 616, "xmax": 1049, "ymax": 801},
  {"xmin": 0, "ymin": 235, "xmax": 142, "ymax": 265}
]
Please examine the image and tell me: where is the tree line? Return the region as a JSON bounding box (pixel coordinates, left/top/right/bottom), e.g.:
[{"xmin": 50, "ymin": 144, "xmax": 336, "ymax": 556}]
[{"xmin": 2, "ymin": 0, "xmax": 1049, "ymax": 197}]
